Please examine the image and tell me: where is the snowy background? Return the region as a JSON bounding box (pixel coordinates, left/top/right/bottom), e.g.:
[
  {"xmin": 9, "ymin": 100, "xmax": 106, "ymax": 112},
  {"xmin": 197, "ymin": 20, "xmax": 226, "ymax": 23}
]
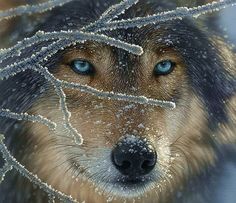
[
  {"xmin": 220, "ymin": 6, "xmax": 236, "ymax": 46},
  {"xmin": 213, "ymin": 7, "xmax": 236, "ymax": 203}
]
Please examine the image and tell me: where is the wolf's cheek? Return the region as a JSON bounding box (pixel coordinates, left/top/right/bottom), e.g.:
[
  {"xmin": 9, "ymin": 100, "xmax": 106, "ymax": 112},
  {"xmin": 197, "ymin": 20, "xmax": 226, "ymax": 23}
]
[{"xmin": 165, "ymin": 94, "xmax": 217, "ymax": 183}]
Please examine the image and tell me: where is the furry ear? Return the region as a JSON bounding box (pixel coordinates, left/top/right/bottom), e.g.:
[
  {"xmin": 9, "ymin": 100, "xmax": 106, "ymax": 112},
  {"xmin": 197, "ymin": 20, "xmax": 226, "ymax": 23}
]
[
  {"xmin": 0, "ymin": 0, "xmax": 45, "ymax": 48},
  {"xmin": 0, "ymin": 1, "xmax": 17, "ymax": 9},
  {"xmin": 0, "ymin": 0, "xmax": 27, "ymax": 48},
  {"xmin": 174, "ymin": 0, "xmax": 222, "ymax": 34}
]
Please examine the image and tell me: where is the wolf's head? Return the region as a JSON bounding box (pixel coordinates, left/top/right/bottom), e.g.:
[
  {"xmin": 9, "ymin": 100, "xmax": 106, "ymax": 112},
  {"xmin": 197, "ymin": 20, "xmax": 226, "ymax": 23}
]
[{"xmin": 0, "ymin": 0, "xmax": 235, "ymax": 202}]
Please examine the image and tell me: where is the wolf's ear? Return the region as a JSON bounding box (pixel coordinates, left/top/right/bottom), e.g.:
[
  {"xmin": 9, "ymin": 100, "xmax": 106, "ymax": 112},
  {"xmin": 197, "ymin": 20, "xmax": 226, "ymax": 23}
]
[
  {"xmin": 0, "ymin": 0, "xmax": 44, "ymax": 48},
  {"xmin": 0, "ymin": 0, "xmax": 28, "ymax": 48},
  {"xmin": 175, "ymin": 0, "xmax": 222, "ymax": 32},
  {"xmin": 0, "ymin": 0, "xmax": 28, "ymax": 12}
]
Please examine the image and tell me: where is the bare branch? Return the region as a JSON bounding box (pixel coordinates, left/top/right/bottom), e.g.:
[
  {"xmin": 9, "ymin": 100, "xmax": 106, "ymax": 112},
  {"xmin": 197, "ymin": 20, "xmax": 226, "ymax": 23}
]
[
  {"xmin": 0, "ymin": 31, "xmax": 143, "ymax": 64},
  {"xmin": 35, "ymin": 64, "xmax": 176, "ymax": 109},
  {"xmin": 83, "ymin": 0, "xmax": 139, "ymax": 32},
  {"xmin": 0, "ymin": 134, "xmax": 78, "ymax": 203},
  {"xmin": 0, "ymin": 109, "xmax": 56, "ymax": 130},
  {"xmin": 48, "ymin": 76, "xmax": 83, "ymax": 145},
  {"xmin": 92, "ymin": 0, "xmax": 236, "ymax": 31},
  {"xmin": 0, "ymin": 40, "xmax": 72, "ymax": 80},
  {"xmin": 0, "ymin": 162, "xmax": 13, "ymax": 183}
]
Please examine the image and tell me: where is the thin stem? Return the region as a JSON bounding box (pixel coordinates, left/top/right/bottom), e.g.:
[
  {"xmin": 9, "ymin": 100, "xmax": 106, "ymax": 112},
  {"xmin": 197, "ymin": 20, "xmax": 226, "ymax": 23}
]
[
  {"xmin": 0, "ymin": 39, "xmax": 72, "ymax": 80},
  {"xmin": 0, "ymin": 109, "xmax": 56, "ymax": 130},
  {"xmin": 0, "ymin": 162, "xmax": 13, "ymax": 183},
  {"xmin": 0, "ymin": 31, "xmax": 142, "ymax": 63},
  {"xmin": 35, "ymin": 65, "xmax": 83, "ymax": 145},
  {"xmin": 34, "ymin": 65, "xmax": 176, "ymax": 109},
  {"xmin": 91, "ymin": 0, "xmax": 236, "ymax": 32},
  {"xmin": 0, "ymin": 134, "xmax": 78, "ymax": 203},
  {"xmin": 83, "ymin": 0, "xmax": 139, "ymax": 32}
]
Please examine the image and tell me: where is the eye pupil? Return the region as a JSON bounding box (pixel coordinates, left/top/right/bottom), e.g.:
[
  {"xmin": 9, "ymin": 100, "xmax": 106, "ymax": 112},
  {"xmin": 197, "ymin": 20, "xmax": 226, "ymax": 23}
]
[
  {"xmin": 159, "ymin": 61, "xmax": 171, "ymax": 71},
  {"xmin": 154, "ymin": 60, "xmax": 175, "ymax": 75},
  {"xmin": 70, "ymin": 59, "xmax": 94, "ymax": 75},
  {"xmin": 75, "ymin": 61, "xmax": 89, "ymax": 70}
]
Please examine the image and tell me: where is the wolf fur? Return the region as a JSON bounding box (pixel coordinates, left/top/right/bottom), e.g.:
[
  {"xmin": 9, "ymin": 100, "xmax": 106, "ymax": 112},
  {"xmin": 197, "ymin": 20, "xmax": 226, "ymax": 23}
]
[{"xmin": 0, "ymin": 0, "xmax": 236, "ymax": 203}]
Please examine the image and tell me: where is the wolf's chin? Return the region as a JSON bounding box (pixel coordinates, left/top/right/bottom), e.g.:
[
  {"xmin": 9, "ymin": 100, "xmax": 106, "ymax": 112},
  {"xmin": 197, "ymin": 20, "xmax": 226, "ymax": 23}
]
[{"xmin": 91, "ymin": 175, "xmax": 157, "ymax": 198}]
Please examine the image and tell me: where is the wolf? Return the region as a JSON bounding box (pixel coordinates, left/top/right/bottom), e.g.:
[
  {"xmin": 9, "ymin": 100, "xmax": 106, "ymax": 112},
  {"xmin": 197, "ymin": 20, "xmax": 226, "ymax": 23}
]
[{"xmin": 0, "ymin": 0, "xmax": 236, "ymax": 202}]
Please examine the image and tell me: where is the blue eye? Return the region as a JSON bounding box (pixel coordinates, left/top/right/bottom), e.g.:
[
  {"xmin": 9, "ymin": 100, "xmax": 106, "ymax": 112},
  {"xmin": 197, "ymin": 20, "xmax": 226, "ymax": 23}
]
[
  {"xmin": 154, "ymin": 60, "xmax": 175, "ymax": 75},
  {"xmin": 70, "ymin": 59, "xmax": 95, "ymax": 75}
]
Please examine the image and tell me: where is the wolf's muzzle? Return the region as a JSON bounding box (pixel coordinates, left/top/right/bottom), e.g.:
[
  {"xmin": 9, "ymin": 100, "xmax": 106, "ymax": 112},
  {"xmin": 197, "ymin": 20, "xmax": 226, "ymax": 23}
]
[{"xmin": 111, "ymin": 135, "xmax": 157, "ymax": 179}]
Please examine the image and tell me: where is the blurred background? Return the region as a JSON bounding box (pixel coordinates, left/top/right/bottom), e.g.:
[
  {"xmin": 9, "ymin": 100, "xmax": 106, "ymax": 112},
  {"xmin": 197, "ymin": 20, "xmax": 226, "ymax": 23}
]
[{"xmin": 220, "ymin": 6, "xmax": 236, "ymax": 47}]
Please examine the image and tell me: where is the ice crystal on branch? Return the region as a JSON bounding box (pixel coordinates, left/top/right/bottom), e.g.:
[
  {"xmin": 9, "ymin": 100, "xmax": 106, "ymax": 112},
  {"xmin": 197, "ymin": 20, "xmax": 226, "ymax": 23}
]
[
  {"xmin": 0, "ymin": 0, "xmax": 236, "ymax": 202},
  {"xmin": 0, "ymin": 109, "xmax": 56, "ymax": 130},
  {"xmin": 0, "ymin": 162, "xmax": 12, "ymax": 183},
  {"xmin": 0, "ymin": 134, "xmax": 77, "ymax": 203},
  {"xmin": 93, "ymin": 0, "xmax": 236, "ymax": 31}
]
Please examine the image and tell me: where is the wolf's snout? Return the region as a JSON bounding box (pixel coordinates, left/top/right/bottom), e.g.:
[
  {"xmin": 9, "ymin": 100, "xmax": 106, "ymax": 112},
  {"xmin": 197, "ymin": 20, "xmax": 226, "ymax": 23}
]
[{"xmin": 111, "ymin": 135, "xmax": 157, "ymax": 178}]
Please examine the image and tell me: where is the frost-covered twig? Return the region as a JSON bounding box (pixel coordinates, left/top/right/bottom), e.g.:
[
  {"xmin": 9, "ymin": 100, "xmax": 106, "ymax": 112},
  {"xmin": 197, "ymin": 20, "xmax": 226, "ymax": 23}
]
[
  {"xmin": 48, "ymin": 194, "xmax": 56, "ymax": 203},
  {"xmin": 0, "ymin": 162, "xmax": 13, "ymax": 183},
  {"xmin": 0, "ymin": 0, "xmax": 74, "ymax": 22},
  {"xmin": 61, "ymin": 80, "xmax": 176, "ymax": 109},
  {"xmin": 0, "ymin": 109, "xmax": 56, "ymax": 130},
  {"xmin": 91, "ymin": 0, "xmax": 236, "ymax": 32},
  {"xmin": 37, "ymin": 66, "xmax": 84, "ymax": 145},
  {"xmin": 0, "ymin": 55, "xmax": 84, "ymax": 144},
  {"xmin": 0, "ymin": 41, "xmax": 84, "ymax": 145},
  {"xmin": 0, "ymin": 31, "xmax": 143, "ymax": 64},
  {"xmin": 3, "ymin": 0, "xmax": 234, "ymax": 63},
  {"xmin": 0, "ymin": 40, "xmax": 72, "ymax": 80},
  {"xmin": 54, "ymin": 85, "xmax": 83, "ymax": 145},
  {"xmin": 0, "ymin": 134, "xmax": 78, "ymax": 203},
  {"xmin": 34, "ymin": 64, "xmax": 176, "ymax": 109},
  {"xmin": 83, "ymin": 0, "xmax": 139, "ymax": 32}
]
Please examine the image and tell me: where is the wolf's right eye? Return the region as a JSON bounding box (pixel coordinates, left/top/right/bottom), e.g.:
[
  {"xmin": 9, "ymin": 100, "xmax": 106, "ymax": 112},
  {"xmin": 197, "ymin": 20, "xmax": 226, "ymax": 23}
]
[
  {"xmin": 154, "ymin": 60, "xmax": 175, "ymax": 76},
  {"xmin": 70, "ymin": 59, "xmax": 95, "ymax": 75}
]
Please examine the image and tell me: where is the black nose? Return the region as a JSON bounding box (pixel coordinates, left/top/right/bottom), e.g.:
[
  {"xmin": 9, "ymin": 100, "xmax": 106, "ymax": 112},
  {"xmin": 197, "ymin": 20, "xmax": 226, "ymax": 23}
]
[{"xmin": 111, "ymin": 135, "xmax": 157, "ymax": 178}]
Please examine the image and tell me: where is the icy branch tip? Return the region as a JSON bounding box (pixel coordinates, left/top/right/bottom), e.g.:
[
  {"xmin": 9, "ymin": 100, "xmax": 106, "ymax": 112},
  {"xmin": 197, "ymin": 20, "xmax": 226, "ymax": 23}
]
[{"xmin": 0, "ymin": 134, "xmax": 5, "ymax": 143}]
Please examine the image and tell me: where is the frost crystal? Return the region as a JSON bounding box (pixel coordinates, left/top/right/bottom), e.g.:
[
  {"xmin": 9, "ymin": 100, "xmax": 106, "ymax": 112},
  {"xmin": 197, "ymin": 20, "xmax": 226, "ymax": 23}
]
[
  {"xmin": 0, "ymin": 0, "xmax": 235, "ymax": 202},
  {"xmin": 0, "ymin": 108, "xmax": 56, "ymax": 130},
  {"xmin": 0, "ymin": 162, "xmax": 12, "ymax": 183}
]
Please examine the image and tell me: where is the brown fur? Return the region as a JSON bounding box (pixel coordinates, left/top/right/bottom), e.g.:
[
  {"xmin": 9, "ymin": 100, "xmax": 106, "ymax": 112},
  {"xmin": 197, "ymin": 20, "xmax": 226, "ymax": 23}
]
[{"xmin": 19, "ymin": 40, "xmax": 235, "ymax": 202}]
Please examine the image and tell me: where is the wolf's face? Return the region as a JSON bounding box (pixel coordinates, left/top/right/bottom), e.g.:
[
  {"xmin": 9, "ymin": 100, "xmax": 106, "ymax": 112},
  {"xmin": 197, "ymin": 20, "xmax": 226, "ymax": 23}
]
[
  {"xmin": 29, "ymin": 37, "xmax": 194, "ymax": 198},
  {"xmin": 6, "ymin": 0, "xmax": 234, "ymax": 202}
]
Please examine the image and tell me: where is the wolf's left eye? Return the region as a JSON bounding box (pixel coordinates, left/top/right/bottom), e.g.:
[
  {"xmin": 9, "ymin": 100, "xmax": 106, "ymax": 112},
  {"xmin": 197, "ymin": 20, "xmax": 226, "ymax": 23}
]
[
  {"xmin": 154, "ymin": 60, "xmax": 175, "ymax": 75},
  {"xmin": 70, "ymin": 59, "xmax": 95, "ymax": 75}
]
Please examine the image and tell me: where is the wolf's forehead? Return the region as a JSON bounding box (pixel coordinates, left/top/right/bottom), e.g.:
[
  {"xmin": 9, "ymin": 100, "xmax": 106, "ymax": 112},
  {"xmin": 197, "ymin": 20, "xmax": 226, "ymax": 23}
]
[{"xmin": 40, "ymin": 0, "xmax": 181, "ymax": 32}]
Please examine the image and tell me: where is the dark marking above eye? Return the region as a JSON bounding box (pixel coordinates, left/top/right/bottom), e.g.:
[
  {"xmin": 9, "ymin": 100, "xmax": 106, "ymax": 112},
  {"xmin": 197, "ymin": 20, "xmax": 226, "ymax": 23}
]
[
  {"xmin": 70, "ymin": 59, "xmax": 95, "ymax": 75},
  {"xmin": 154, "ymin": 60, "xmax": 175, "ymax": 76}
]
